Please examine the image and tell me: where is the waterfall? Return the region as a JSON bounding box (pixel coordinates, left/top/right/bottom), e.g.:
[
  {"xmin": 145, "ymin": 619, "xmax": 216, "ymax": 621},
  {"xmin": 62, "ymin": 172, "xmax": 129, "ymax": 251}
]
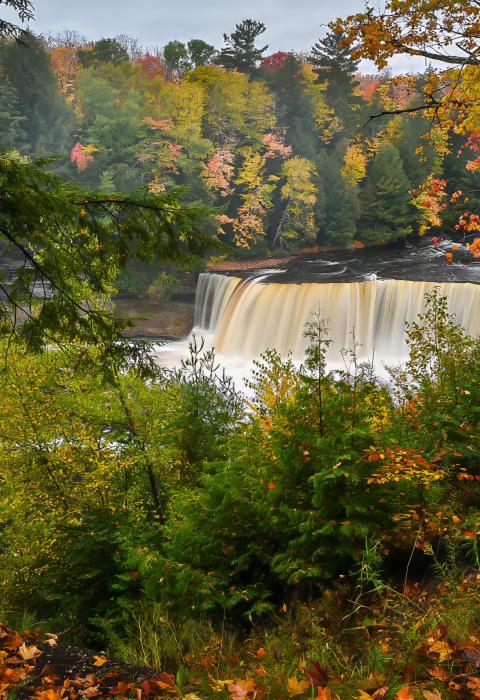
[{"xmin": 193, "ymin": 272, "xmax": 480, "ymax": 363}]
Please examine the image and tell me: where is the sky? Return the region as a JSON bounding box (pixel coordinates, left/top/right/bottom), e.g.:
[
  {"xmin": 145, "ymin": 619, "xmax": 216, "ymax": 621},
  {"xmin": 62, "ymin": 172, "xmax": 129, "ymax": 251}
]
[{"xmin": 6, "ymin": 0, "xmax": 429, "ymax": 74}]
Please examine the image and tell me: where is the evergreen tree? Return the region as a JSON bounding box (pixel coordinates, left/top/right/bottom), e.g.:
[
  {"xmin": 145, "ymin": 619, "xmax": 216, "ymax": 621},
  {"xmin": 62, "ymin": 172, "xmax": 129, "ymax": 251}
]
[
  {"xmin": 262, "ymin": 53, "xmax": 317, "ymax": 159},
  {"xmin": 0, "ymin": 71, "xmax": 27, "ymax": 149},
  {"xmin": 320, "ymin": 153, "xmax": 358, "ymax": 245},
  {"xmin": 310, "ymin": 30, "xmax": 363, "ymax": 132},
  {"xmin": 0, "ymin": 33, "xmax": 72, "ymax": 156},
  {"xmin": 217, "ymin": 19, "xmax": 268, "ymax": 75},
  {"xmin": 0, "ymin": 0, "xmax": 33, "ymax": 40},
  {"xmin": 358, "ymin": 144, "xmax": 415, "ymax": 243}
]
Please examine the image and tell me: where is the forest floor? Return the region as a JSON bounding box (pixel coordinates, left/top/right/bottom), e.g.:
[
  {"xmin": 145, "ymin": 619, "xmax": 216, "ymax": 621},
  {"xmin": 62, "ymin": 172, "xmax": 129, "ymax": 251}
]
[{"xmin": 2, "ymin": 575, "xmax": 480, "ymax": 699}]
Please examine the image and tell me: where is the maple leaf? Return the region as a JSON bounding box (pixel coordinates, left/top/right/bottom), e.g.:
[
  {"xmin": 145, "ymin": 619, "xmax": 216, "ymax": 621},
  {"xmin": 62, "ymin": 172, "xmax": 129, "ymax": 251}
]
[
  {"xmin": 427, "ymin": 666, "xmax": 448, "ymax": 682},
  {"xmin": 228, "ymin": 679, "xmax": 257, "ymax": 700},
  {"xmin": 35, "ymin": 691, "xmax": 63, "ymax": 700},
  {"xmin": 287, "ymin": 676, "xmax": 311, "ymax": 696}
]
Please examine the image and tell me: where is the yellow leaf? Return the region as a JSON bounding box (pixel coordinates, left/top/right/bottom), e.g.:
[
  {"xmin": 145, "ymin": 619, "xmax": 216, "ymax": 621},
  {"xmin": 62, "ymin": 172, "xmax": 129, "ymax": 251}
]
[
  {"xmin": 209, "ymin": 677, "xmax": 234, "ymax": 692},
  {"xmin": 18, "ymin": 643, "xmax": 41, "ymax": 660},
  {"xmin": 428, "ymin": 640, "xmax": 453, "ymax": 662},
  {"xmin": 288, "ymin": 676, "xmax": 311, "ymax": 696},
  {"xmin": 92, "ymin": 655, "xmax": 108, "ymax": 667}
]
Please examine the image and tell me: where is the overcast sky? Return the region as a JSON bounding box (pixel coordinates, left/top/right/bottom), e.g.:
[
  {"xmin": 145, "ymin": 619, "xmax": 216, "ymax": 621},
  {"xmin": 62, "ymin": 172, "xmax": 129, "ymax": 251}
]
[{"xmin": 6, "ymin": 0, "xmax": 429, "ymax": 73}]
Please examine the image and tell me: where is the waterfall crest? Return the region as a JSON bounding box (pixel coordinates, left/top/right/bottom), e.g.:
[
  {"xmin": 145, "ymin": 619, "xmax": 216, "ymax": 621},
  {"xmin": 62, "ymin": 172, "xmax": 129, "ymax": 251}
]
[{"xmin": 193, "ymin": 272, "xmax": 480, "ymax": 362}]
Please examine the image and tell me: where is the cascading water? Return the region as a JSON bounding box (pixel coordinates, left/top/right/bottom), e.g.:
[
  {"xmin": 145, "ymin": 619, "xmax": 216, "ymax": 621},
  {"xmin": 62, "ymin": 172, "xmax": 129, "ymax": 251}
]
[{"xmin": 192, "ymin": 272, "xmax": 480, "ymax": 364}]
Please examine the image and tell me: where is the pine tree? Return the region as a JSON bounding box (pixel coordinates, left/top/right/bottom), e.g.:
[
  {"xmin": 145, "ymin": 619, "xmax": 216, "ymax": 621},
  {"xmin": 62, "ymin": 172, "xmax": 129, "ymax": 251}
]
[
  {"xmin": 0, "ymin": 72, "xmax": 27, "ymax": 149},
  {"xmin": 262, "ymin": 54, "xmax": 317, "ymax": 158},
  {"xmin": 310, "ymin": 30, "xmax": 363, "ymax": 131},
  {"xmin": 358, "ymin": 144, "xmax": 415, "ymax": 243},
  {"xmin": 217, "ymin": 19, "xmax": 268, "ymax": 75},
  {"xmin": 0, "ymin": 32, "xmax": 72, "ymax": 156},
  {"xmin": 320, "ymin": 154, "xmax": 358, "ymax": 245}
]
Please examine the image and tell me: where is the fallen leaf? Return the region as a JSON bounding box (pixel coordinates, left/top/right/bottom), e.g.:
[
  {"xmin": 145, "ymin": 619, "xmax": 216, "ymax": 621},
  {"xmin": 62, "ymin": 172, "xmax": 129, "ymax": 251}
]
[
  {"xmin": 467, "ymin": 676, "xmax": 480, "ymax": 691},
  {"xmin": 422, "ymin": 691, "xmax": 442, "ymax": 700},
  {"xmin": 18, "ymin": 643, "xmax": 41, "ymax": 660},
  {"xmin": 357, "ymin": 689, "xmax": 388, "ymax": 700},
  {"xmin": 287, "ymin": 676, "xmax": 311, "ymax": 696},
  {"xmin": 255, "ymin": 665, "xmax": 268, "ymax": 678},
  {"xmin": 152, "ymin": 672, "xmax": 177, "ymax": 690},
  {"xmin": 228, "ymin": 679, "xmax": 257, "ymax": 700},
  {"xmin": 315, "ymin": 688, "xmax": 332, "ymax": 700},
  {"xmin": 4, "ymin": 632, "xmax": 23, "ymax": 651},
  {"xmin": 35, "ymin": 691, "xmax": 63, "ymax": 700},
  {"xmin": 92, "ymin": 655, "xmax": 108, "ymax": 667},
  {"xmin": 255, "ymin": 647, "xmax": 266, "ymax": 658},
  {"xmin": 428, "ymin": 640, "xmax": 453, "ymax": 662},
  {"xmin": 209, "ymin": 677, "xmax": 234, "ymax": 692},
  {"xmin": 427, "ymin": 666, "xmax": 449, "ymax": 682},
  {"xmin": 79, "ymin": 685, "xmax": 100, "ymax": 697},
  {"xmin": 396, "ymin": 689, "xmax": 414, "ymax": 700}
]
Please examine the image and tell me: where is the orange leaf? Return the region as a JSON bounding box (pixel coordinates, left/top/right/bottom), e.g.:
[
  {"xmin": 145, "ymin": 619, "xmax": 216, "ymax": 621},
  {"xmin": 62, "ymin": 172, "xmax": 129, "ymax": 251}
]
[
  {"xmin": 315, "ymin": 688, "xmax": 332, "ymax": 700},
  {"xmin": 255, "ymin": 647, "xmax": 266, "ymax": 658},
  {"xmin": 396, "ymin": 689, "xmax": 414, "ymax": 700},
  {"xmin": 92, "ymin": 655, "xmax": 108, "ymax": 667},
  {"xmin": 228, "ymin": 679, "xmax": 257, "ymax": 700},
  {"xmin": 427, "ymin": 666, "xmax": 449, "ymax": 682}
]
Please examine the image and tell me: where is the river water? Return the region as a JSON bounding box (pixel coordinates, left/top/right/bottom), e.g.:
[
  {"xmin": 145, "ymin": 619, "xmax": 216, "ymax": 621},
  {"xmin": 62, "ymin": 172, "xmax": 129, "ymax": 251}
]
[{"xmin": 153, "ymin": 240, "xmax": 480, "ymax": 383}]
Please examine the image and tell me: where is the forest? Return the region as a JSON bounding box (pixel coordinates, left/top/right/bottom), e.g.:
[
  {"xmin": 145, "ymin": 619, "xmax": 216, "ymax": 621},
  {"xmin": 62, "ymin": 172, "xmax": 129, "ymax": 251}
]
[
  {"xmin": 1, "ymin": 17, "xmax": 480, "ymax": 255},
  {"xmin": 0, "ymin": 1, "xmax": 480, "ymax": 699}
]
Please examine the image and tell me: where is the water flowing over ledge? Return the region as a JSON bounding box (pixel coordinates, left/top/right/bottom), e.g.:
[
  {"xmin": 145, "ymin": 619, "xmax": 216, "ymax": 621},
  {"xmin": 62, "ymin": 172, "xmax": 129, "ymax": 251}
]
[{"xmin": 192, "ymin": 272, "xmax": 480, "ymax": 364}]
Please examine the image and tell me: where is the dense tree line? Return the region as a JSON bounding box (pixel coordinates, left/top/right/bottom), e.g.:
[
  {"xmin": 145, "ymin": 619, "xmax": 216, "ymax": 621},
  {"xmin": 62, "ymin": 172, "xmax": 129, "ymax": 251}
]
[{"xmin": 1, "ymin": 21, "xmax": 479, "ymax": 252}]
